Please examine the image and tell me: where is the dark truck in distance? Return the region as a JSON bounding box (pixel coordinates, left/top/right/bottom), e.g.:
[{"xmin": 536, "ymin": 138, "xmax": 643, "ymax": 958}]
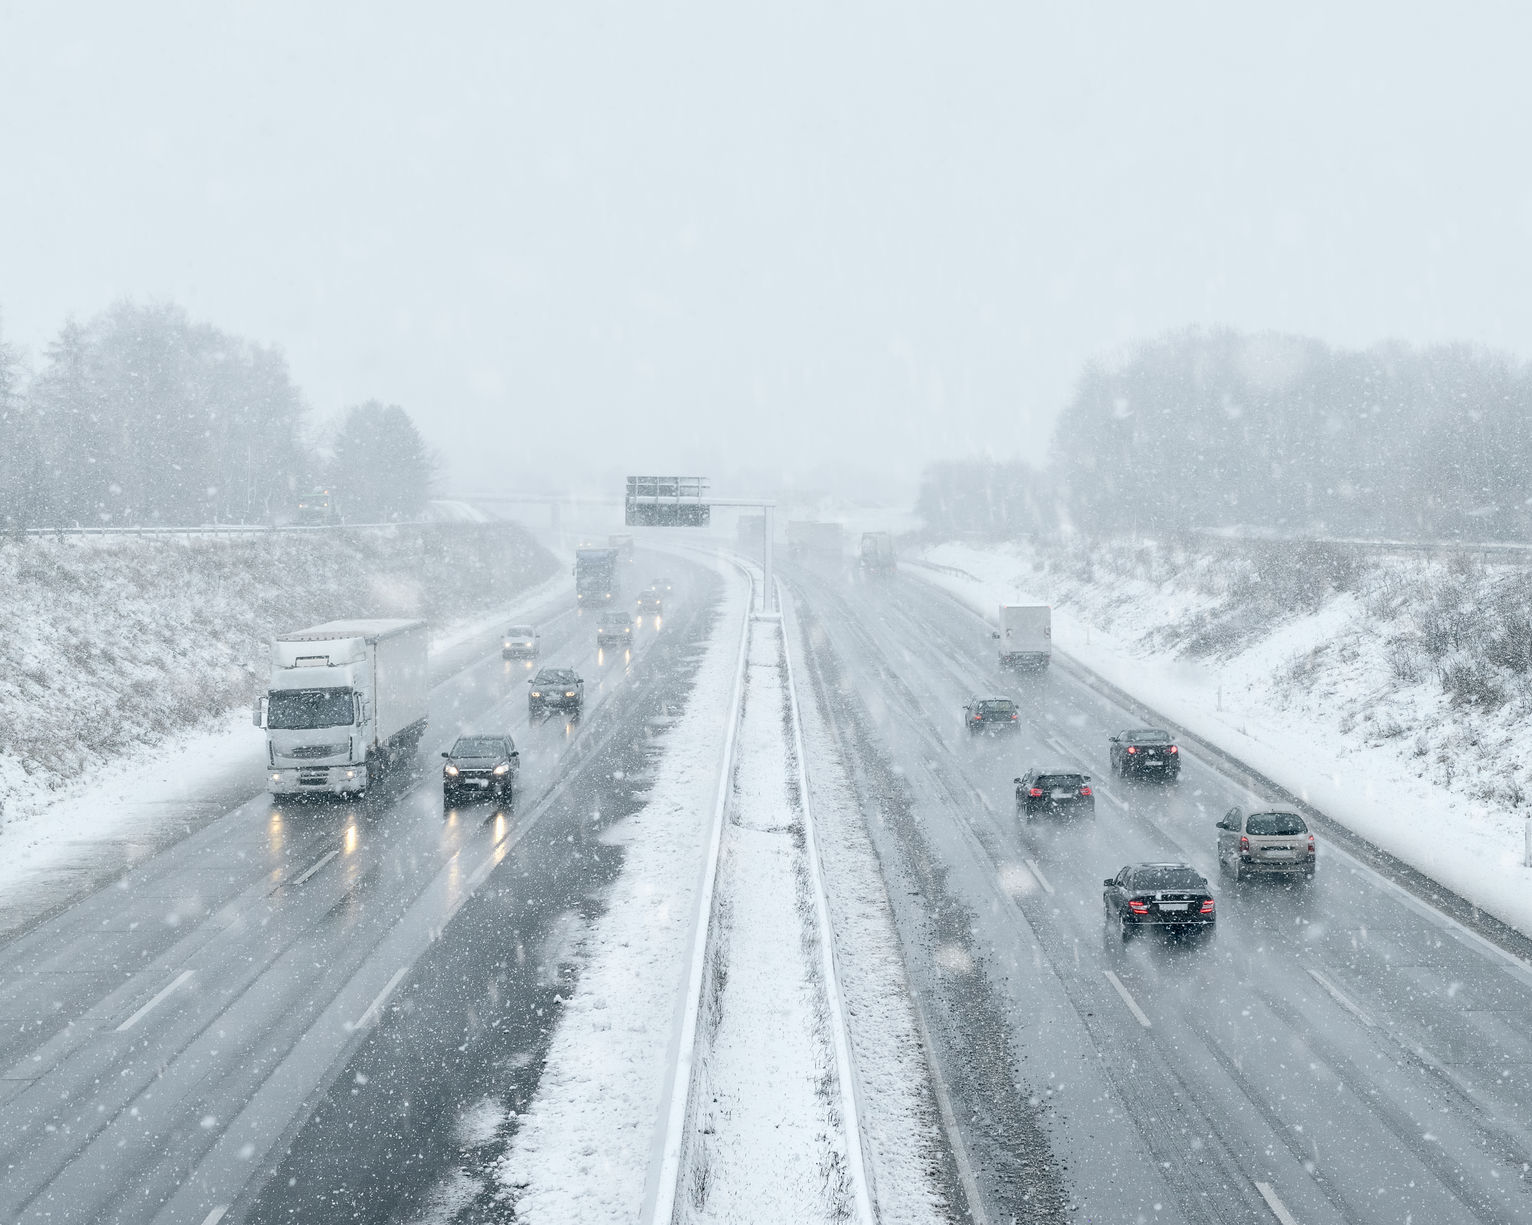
[
  {"xmin": 574, "ymin": 547, "xmax": 620, "ymax": 605},
  {"xmin": 1109, "ymin": 728, "xmax": 1180, "ymax": 780},
  {"xmin": 963, "ymin": 696, "xmax": 1019, "ymax": 733},
  {"xmin": 1015, "ymin": 770, "xmax": 1095, "ymax": 819},
  {"xmin": 1103, "ymin": 863, "xmax": 1216, "ymax": 941}
]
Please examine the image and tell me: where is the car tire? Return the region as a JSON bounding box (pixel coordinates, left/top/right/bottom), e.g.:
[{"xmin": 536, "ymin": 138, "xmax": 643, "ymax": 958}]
[
  {"xmin": 442, "ymin": 788, "xmax": 455, "ymax": 805},
  {"xmin": 1232, "ymin": 861, "xmax": 1244, "ymax": 883},
  {"xmin": 1118, "ymin": 915, "xmax": 1133, "ymax": 943}
]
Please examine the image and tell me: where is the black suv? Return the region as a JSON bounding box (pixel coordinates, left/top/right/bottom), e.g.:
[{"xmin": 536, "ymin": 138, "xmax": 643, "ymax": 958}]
[
  {"xmin": 529, "ymin": 667, "xmax": 584, "ymax": 716},
  {"xmin": 963, "ymin": 696, "xmax": 1019, "ymax": 734},
  {"xmin": 1103, "ymin": 863, "xmax": 1215, "ymax": 941},
  {"xmin": 1109, "ymin": 728, "xmax": 1180, "ymax": 780},
  {"xmin": 442, "ymin": 734, "xmax": 519, "ymax": 804},
  {"xmin": 1015, "ymin": 770, "xmax": 1095, "ymax": 820}
]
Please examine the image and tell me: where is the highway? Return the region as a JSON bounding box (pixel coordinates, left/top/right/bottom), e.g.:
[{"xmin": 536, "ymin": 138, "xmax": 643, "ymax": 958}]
[
  {"xmin": 787, "ymin": 559, "xmax": 1532, "ymax": 1225},
  {"xmin": 0, "ymin": 553, "xmax": 719, "ymax": 1225}
]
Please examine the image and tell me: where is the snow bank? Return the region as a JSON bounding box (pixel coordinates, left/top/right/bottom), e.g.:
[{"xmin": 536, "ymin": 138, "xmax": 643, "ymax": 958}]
[{"xmin": 911, "ymin": 539, "xmax": 1532, "ymax": 941}]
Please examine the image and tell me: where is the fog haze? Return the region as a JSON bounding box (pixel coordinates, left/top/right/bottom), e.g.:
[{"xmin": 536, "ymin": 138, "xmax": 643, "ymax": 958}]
[{"xmin": 3, "ymin": 1, "xmax": 1530, "ymax": 499}]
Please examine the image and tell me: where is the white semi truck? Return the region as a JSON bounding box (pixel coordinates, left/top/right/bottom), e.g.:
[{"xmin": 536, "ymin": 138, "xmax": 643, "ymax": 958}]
[
  {"xmin": 995, "ymin": 604, "xmax": 1052, "ymax": 670},
  {"xmin": 255, "ymin": 618, "xmax": 430, "ymax": 797}
]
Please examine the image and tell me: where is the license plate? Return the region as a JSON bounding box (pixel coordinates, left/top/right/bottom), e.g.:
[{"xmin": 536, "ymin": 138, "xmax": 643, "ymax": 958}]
[
  {"xmin": 470, "ymin": 779, "xmax": 488, "ymax": 788},
  {"xmin": 1265, "ymin": 849, "xmax": 1295, "ymax": 860},
  {"xmin": 1159, "ymin": 902, "xmax": 1189, "ymax": 912},
  {"xmin": 1051, "ymin": 789, "xmax": 1073, "ymax": 799}
]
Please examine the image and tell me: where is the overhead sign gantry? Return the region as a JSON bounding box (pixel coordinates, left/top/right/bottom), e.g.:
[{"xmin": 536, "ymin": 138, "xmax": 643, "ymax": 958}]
[{"xmin": 624, "ymin": 475, "xmax": 776, "ymax": 612}]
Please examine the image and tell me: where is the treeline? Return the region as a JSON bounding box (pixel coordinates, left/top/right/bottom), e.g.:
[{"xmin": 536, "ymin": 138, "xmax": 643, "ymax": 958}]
[
  {"xmin": 920, "ymin": 328, "xmax": 1532, "ymax": 541},
  {"xmin": 0, "ymin": 302, "xmax": 435, "ymax": 528}
]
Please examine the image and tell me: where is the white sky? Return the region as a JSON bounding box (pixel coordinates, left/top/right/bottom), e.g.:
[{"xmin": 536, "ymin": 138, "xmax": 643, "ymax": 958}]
[{"xmin": 3, "ymin": 1, "xmax": 1531, "ymax": 500}]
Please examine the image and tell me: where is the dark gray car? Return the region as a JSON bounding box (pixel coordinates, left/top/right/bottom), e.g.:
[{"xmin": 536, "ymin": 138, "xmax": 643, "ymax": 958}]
[
  {"xmin": 442, "ymin": 734, "xmax": 519, "ymax": 804},
  {"xmin": 529, "ymin": 667, "xmax": 584, "ymax": 716}
]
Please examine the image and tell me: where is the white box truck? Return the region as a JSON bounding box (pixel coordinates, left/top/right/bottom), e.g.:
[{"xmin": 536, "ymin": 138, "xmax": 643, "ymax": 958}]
[
  {"xmin": 995, "ymin": 605, "xmax": 1051, "ymax": 670},
  {"xmin": 255, "ymin": 619, "xmax": 430, "ymax": 796}
]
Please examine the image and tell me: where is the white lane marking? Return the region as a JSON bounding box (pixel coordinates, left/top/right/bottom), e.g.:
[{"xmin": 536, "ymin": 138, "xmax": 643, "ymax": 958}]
[
  {"xmin": 290, "ymin": 847, "xmax": 340, "ymax": 886},
  {"xmin": 351, "ymin": 966, "xmax": 408, "ymax": 1031},
  {"xmin": 1044, "ymin": 735, "xmax": 1072, "ymax": 757},
  {"xmin": 199, "ymin": 1207, "xmax": 229, "ymax": 1225},
  {"xmin": 1102, "ymin": 969, "xmax": 1152, "ymax": 1028},
  {"xmin": 1254, "ymin": 1180, "xmax": 1301, "ymax": 1225},
  {"xmin": 1306, "ymin": 968, "xmax": 1374, "ymax": 1027},
  {"xmin": 116, "ymin": 969, "xmax": 194, "ymax": 1032},
  {"xmin": 1096, "ymin": 788, "xmax": 1127, "ymax": 810},
  {"xmin": 1023, "ymin": 858, "xmax": 1055, "ymax": 895}
]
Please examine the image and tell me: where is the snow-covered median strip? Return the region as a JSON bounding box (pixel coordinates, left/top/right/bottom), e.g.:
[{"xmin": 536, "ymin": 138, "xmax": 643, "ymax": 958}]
[{"xmin": 909, "ymin": 539, "xmax": 1532, "ymax": 942}]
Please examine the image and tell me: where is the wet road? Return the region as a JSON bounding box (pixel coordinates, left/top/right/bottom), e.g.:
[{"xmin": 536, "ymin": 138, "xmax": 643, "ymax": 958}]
[
  {"xmin": 788, "ymin": 561, "xmax": 1532, "ymax": 1225},
  {"xmin": 0, "ymin": 552, "xmax": 717, "ymax": 1224}
]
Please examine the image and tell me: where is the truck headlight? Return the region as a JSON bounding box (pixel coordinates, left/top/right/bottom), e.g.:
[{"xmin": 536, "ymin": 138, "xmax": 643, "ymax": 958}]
[
  {"xmin": 444, "ymin": 764, "xmax": 459, "ymax": 777},
  {"xmin": 493, "ymin": 763, "xmax": 510, "ymax": 776}
]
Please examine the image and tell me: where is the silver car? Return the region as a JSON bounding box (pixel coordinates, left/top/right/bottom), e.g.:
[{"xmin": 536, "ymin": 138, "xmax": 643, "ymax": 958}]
[{"xmin": 1216, "ymin": 806, "xmax": 1316, "ymax": 881}]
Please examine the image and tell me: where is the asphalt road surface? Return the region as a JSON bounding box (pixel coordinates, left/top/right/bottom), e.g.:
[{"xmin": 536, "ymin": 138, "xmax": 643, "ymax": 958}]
[
  {"xmin": 0, "ymin": 552, "xmax": 719, "ymax": 1225},
  {"xmin": 788, "ymin": 558, "xmax": 1532, "ymax": 1225}
]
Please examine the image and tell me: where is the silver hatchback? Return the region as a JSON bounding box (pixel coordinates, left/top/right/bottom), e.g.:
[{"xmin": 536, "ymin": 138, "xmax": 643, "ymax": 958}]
[{"xmin": 1216, "ymin": 806, "xmax": 1316, "ymax": 881}]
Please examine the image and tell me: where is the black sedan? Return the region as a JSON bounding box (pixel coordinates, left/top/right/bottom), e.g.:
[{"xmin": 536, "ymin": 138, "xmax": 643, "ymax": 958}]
[
  {"xmin": 1108, "ymin": 728, "xmax": 1180, "ymax": 779},
  {"xmin": 1015, "ymin": 770, "xmax": 1095, "ymax": 819},
  {"xmin": 529, "ymin": 667, "xmax": 584, "ymax": 716},
  {"xmin": 963, "ymin": 695, "xmax": 1019, "ymax": 734},
  {"xmin": 442, "ymin": 734, "xmax": 519, "ymax": 804},
  {"xmin": 1103, "ymin": 863, "xmax": 1216, "ymax": 941}
]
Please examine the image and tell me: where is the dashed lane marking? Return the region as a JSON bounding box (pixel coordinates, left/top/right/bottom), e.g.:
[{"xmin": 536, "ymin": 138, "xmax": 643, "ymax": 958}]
[
  {"xmin": 1306, "ymin": 968, "xmax": 1374, "ymax": 1027},
  {"xmin": 116, "ymin": 969, "xmax": 194, "ymax": 1032},
  {"xmin": 289, "ymin": 847, "xmax": 340, "ymax": 886},
  {"xmin": 1023, "ymin": 858, "xmax": 1055, "ymax": 895},
  {"xmin": 1254, "ymin": 1180, "xmax": 1301, "ymax": 1225},
  {"xmin": 199, "ymin": 1208, "xmax": 229, "ymax": 1225},
  {"xmin": 1102, "ymin": 969, "xmax": 1152, "ymax": 1028},
  {"xmin": 351, "ymin": 966, "xmax": 408, "ymax": 1032}
]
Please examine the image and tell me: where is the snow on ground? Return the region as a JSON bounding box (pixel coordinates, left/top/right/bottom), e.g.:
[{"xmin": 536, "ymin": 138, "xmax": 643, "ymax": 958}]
[
  {"xmin": 678, "ymin": 615, "xmax": 846, "ymax": 1224},
  {"xmin": 911, "ymin": 538, "xmax": 1532, "ymax": 941},
  {"xmin": 487, "ymin": 562, "xmax": 749, "ymax": 1223}
]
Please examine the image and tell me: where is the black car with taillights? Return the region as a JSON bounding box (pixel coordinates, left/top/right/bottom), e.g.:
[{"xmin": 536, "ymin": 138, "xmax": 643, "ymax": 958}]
[
  {"xmin": 1015, "ymin": 770, "xmax": 1095, "ymax": 820},
  {"xmin": 1108, "ymin": 727, "xmax": 1180, "ymax": 780},
  {"xmin": 1103, "ymin": 863, "xmax": 1216, "ymax": 941},
  {"xmin": 963, "ymin": 695, "xmax": 1019, "ymax": 734}
]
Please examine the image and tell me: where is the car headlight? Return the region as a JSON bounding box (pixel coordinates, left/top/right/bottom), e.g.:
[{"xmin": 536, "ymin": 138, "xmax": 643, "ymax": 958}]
[
  {"xmin": 565, "ymin": 690, "xmax": 576, "ymax": 697},
  {"xmin": 444, "ymin": 764, "xmax": 459, "ymax": 777},
  {"xmin": 530, "ymin": 691, "xmax": 541, "ymax": 697},
  {"xmin": 493, "ymin": 763, "xmax": 510, "ymax": 776}
]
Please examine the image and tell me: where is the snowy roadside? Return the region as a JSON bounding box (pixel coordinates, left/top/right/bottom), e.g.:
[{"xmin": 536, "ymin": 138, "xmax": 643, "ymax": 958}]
[
  {"xmin": 909, "ymin": 539, "xmax": 1532, "ymax": 942},
  {"xmin": 0, "ymin": 569, "xmax": 572, "ymax": 937}
]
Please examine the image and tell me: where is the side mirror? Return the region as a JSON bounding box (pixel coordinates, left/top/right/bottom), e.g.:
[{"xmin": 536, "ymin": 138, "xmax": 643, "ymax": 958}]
[
  {"xmin": 1103, "ymin": 878, "xmax": 1115, "ymax": 888},
  {"xmin": 252, "ymin": 697, "xmax": 268, "ymax": 729},
  {"xmin": 441, "ymin": 751, "xmax": 450, "ymax": 758},
  {"xmin": 991, "ymin": 631, "xmax": 1000, "ymax": 639},
  {"xmin": 511, "ymin": 750, "xmax": 520, "ymax": 759}
]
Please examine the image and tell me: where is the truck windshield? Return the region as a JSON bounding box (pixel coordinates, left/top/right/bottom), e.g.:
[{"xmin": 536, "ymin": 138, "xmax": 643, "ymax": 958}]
[{"xmin": 268, "ymin": 688, "xmax": 355, "ymax": 730}]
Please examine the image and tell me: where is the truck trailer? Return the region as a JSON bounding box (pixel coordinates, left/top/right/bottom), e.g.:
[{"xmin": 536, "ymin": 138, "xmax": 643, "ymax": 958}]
[
  {"xmin": 575, "ymin": 547, "xmax": 621, "ymax": 605},
  {"xmin": 859, "ymin": 531, "xmax": 897, "ymax": 576},
  {"xmin": 788, "ymin": 520, "xmax": 846, "ymax": 560},
  {"xmin": 255, "ymin": 618, "xmax": 430, "ymax": 796},
  {"xmin": 994, "ymin": 604, "xmax": 1052, "ymax": 670}
]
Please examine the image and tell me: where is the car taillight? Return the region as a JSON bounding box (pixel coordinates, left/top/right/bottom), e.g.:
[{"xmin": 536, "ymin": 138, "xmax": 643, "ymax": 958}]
[
  {"xmin": 972, "ymin": 714, "xmax": 982, "ymax": 721},
  {"xmin": 1168, "ymin": 745, "xmax": 1178, "ymax": 754},
  {"xmin": 1079, "ymin": 786, "xmax": 1093, "ymax": 797},
  {"xmin": 1200, "ymin": 899, "xmax": 1215, "ymax": 913},
  {"xmin": 1010, "ymin": 712, "xmax": 1018, "ymax": 720},
  {"xmin": 1307, "ymin": 834, "xmax": 1316, "ymax": 855},
  {"xmin": 1028, "ymin": 787, "xmax": 1043, "ymax": 797},
  {"xmin": 1239, "ymin": 835, "xmax": 1250, "ymax": 854},
  {"xmin": 1126, "ymin": 746, "xmax": 1137, "ymax": 754},
  {"xmin": 1128, "ymin": 900, "xmax": 1149, "ymax": 914}
]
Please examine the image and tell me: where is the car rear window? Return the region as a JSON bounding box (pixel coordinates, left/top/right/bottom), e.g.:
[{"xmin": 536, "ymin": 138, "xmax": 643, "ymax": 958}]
[
  {"xmin": 1034, "ymin": 774, "xmax": 1086, "ymax": 789},
  {"xmin": 1246, "ymin": 811, "xmax": 1307, "ymax": 836},
  {"xmin": 1125, "ymin": 729, "xmax": 1171, "ymax": 743},
  {"xmin": 1132, "ymin": 867, "xmax": 1205, "ymax": 891},
  {"xmin": 979, "ymin": 700, "xmax": 1015, "ymax": 713}
]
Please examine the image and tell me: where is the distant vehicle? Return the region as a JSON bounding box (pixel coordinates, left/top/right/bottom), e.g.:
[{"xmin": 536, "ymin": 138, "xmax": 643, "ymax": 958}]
[
  {"xmin": 502, "ymin": 624, "xmax": 540, "ymax": 660},
  {"xmin": 635, "ymin": 586, "xmax": 664, "ymax": 615},
  {"xmin": 575, "ymin": 547, "xmax": 621, "ymax": 605},
  {"xmin": 1103, "ymin": 863, "xmax": 1216, "ymax": 942},
  {"xmin": 295, "ymin": 487, "xmax": 340, "ymax": 526},
  {"xmin": 994, "ymin": 605, "xmax": 1051, "ymax": 670},
  {"xmin": 441, "ymin": 734, "xmax": 519, "ymax": 804},
  {"xmin": 1216, "ymin": 807, "xmax": 1316, "ymax": 881},
  {"xmin": 256, "ymin": 619, "xmax": 429, "ymax": 797},
  {"xmin": 963, "ymin": 696, "xmax": 1019, "ymax": 734},
  {"xmin": 859, "ymin": 531, "xmax": 896, "ymax": 575},
  {"xmin": 596, "ymin": 610, "xmax": 633, "ymax": 647},
  {"xmin": 788, "ymin": 520, "xmax": 846, "ymax": 560},
  {"xmin": 609, "ymin": 533, "xmax": 635, "ymax": 562},
  {"xmin": 1109, "ymin": 728, "xmax": 1180, "ymax": 779},
  {"xmin": 656, "ymin": 575, "xmax": 674, "ymax": 593},
  {"xmin": 1015, "ymin": 770, "xmax": 1095, "ymax": 820},
  {"xmin": 529, "ymin": 667, "xmax": 584, "ymax": 716}
]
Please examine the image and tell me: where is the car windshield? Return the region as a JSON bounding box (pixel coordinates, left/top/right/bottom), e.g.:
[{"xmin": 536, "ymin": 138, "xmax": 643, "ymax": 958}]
[
  {"xmin": 1035, "ymin": 775, "xmax": 1085, "ymax": 789},
  {"xmin": 600, "ymin": 614, "xmax": 630, "ymax": 625},
  {"xmin": 1124, "ymin": 729, "xmax": 1171, "ymax": 743},
  {"xmin": 451, "ymin": 737, "xmax": 504, "ymax": 758},
  {"xmin": 1132, "ymin": 867, "xmax": 1205, "ymax": 891},
  {"xmin": 507, "ymin": 626, "xmax": 535, "ymax": 637},
  {"xmin": 1247, "ymin": 811, "xmax": 1307, "ymax": 836},
  {"xmin": 979, "ymin": 700, "xmax": 1015, "ymax": 712},
  {"xmin": 536, "ymin": 670, "xmax": 574, "ymax": 684},
  {"xmin": 267, "ymin": 688, "xmax": 353, "ymax": 730}
]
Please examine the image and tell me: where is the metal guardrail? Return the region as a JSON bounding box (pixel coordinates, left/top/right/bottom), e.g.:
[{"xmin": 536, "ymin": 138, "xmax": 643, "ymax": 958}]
[{"xmin": 1186, "ymin": 529, "xmax": 1532, "ymax": 564}]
